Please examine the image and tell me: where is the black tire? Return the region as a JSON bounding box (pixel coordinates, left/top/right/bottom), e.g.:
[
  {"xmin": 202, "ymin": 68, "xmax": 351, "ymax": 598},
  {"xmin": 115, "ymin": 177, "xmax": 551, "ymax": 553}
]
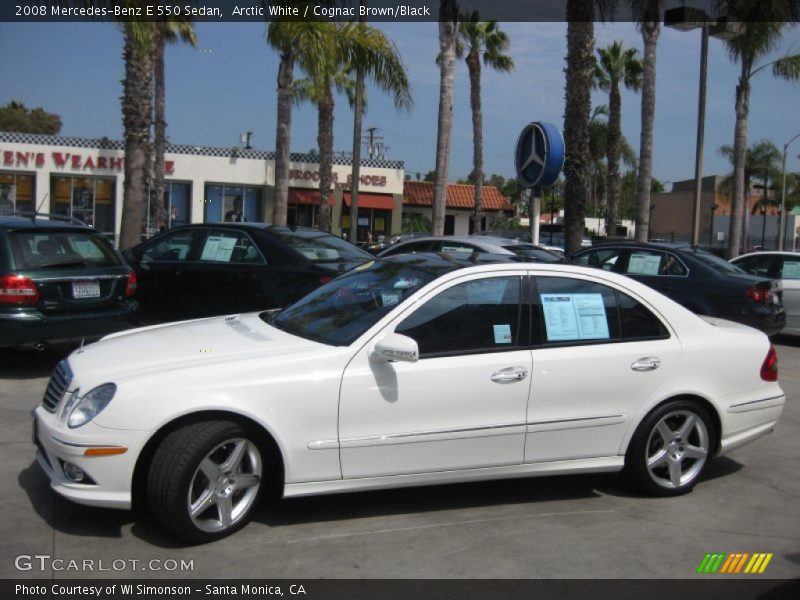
[
  {"xmin": 623, "ymin": 400, "xmax": 716, "ymax": 497},
  {"xmin": 147, "ymin": 420, "xmax": 266, "ymax": 543}
]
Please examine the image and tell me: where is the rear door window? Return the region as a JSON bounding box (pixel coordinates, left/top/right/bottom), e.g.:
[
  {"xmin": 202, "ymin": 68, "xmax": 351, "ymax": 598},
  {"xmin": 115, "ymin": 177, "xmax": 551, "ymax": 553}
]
[
  {"xmin": 9, "ymin": 231, "xmax": 121, "ymax": 269},
  {"xmin": 574, "ymin": 247, "xmax": 623, "ymax": 271},
  {"xmin": 780, "ymin": 257, "xmax": 800, "ymax": 280},
  {"xmin": 534, "ymin": 276, "xmax": 668, "ymax": 346},
  {"xmin": 625, "ymin": 250, "xmax": 687, "ymax": 276},
  {"xmin": 200, "ymin": 229, "xmax": 266, "ymax": 264}
]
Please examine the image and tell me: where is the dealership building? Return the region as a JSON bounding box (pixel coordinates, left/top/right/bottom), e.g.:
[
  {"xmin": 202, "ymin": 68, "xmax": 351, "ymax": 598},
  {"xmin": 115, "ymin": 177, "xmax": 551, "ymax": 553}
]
[{"xmin": 0, "ymin": 132, "xmax": 407, "ymax": 243}]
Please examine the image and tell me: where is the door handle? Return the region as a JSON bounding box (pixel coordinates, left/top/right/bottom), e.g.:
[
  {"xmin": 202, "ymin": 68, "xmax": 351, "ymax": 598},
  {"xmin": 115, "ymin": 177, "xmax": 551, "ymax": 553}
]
[
  {"xmin": 491, "ymin": 367, "xmax": 529, "ymax": 383},
  {"xmin": 631, "ymin": 357, "xmax": 661, "ymax": 372}
]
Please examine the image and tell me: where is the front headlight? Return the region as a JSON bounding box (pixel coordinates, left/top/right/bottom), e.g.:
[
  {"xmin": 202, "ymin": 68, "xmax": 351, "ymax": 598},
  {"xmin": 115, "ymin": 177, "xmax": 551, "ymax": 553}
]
[{"xmin": 64, "ymin": 383, "xmax": 117, "ymax": 429}]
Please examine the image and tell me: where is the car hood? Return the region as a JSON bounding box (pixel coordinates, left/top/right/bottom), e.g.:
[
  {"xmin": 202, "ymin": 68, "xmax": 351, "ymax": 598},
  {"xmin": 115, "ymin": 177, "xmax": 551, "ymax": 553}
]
[{"xmin": 66, "ymin": 312, "xmax": 322, "ymax": 382}]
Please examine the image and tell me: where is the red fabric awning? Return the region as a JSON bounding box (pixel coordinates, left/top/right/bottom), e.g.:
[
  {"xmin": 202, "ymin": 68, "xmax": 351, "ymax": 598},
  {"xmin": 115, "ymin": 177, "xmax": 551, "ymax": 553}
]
[
  {"xmin": 343, "ymin": 192, "xmax": 396, "ymax": 210},
  {"xmin": 288, "ymin": 188, "xmax": 335, "ymax": 206}
]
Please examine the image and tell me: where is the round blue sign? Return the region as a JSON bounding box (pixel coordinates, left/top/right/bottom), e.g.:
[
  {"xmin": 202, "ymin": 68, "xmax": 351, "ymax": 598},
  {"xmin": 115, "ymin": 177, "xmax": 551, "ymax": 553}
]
[{"xmin": 515, "ymin": 122, "xmax": 564, "ymax": 189}]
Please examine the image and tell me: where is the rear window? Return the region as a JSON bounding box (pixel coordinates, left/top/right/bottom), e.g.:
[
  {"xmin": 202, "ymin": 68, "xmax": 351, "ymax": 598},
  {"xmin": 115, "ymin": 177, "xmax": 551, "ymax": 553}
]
[
  {"xmin": 268, "ymin": 229, "xmax": 372, "ymax": 263},
  {"xmin": 690, "ymin": 250, "xmax": 745, "ymax": 274},
  {"xmin": 503, "ymin": 245, "xmax": 563, "ymax": 262},
  {"xmin": 9, "ymin": 230, "xmax": 121, "ymax": 269}
]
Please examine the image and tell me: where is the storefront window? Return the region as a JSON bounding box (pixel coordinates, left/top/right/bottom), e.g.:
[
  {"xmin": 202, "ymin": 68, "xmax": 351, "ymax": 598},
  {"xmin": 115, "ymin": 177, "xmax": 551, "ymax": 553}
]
[
  {"xmin": 142, "ymin": 181, "xmax": 192, "ymax": 239},
  {"xmin": 50, "ymin": 175, "xmax": 116, "ymax": 235},
  {"xmin": 0, "ymin": 172, "xmax": 35, "ymax": 215},
  {"xmin": 204, "ymin": 184, "xmax": 263, "ymax": 223},
  {"xmin": 342, "ymin": 208, "xmax": 390, "ymax": 243}
]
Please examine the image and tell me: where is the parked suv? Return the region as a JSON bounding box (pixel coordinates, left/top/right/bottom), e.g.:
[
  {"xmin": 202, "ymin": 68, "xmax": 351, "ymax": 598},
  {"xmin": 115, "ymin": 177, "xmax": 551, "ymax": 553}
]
[
  {"xmin": 573, "ymin": 242, "xmax": 785, "ymax": 335},
  {"xmin": 0, "ymin": 214, "xmax": 139, "ymax": 350}
]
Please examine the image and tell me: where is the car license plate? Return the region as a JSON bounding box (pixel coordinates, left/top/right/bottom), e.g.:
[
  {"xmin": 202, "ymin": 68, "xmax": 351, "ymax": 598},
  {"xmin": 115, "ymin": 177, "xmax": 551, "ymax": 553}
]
[{"xmin": 72, "ymin": 281, "xmax": 101, "ymax": 299}]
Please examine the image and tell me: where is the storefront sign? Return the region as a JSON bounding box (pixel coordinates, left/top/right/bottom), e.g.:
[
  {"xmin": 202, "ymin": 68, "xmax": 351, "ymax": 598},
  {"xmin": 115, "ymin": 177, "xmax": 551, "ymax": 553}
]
[
  {"xmin": 288, "ymin": 168, "xmax": 387, "ymax": 188},
  {"xmin": 1, "ymin": 149, "xmax": 174, "ymax": 175}
]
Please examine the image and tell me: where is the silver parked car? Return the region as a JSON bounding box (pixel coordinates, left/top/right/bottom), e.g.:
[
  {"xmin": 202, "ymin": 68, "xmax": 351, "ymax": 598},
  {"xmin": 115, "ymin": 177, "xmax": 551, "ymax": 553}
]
[
  {"xmin": 377, "ymin": 235, "xmax": 567, "ymax": 263},
  {"xmin": 731, "ymin": 251, "xmax": 800, "ymax": 336}
]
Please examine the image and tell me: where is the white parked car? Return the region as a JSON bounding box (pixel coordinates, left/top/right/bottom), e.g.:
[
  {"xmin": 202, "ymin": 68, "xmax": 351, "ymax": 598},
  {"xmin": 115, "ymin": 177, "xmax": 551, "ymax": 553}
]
[
  {"xmin": 731, "ymin": 251, "xmax": 800, "ymax": 336},
  {"xmin": 33, "ymin": 254, "xmax": 785, "ymax": 542}
]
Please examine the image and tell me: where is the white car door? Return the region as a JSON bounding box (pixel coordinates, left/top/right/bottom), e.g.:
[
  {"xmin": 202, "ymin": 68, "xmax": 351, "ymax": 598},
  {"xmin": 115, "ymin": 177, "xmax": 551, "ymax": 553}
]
[
  {"xmin": 525, "ymin": 275, "xmax": 683, "ymax": 463},
  {"xmin": 339, "ymin": 273, "xmax": 532, "ymax": 479}
]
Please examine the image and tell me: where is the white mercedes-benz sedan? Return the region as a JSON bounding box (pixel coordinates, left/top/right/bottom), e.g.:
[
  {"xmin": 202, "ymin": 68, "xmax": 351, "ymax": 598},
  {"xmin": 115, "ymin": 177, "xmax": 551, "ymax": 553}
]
[{"xmin": 32, "ymin": 254, "xmax": 785, "ymax": 542}]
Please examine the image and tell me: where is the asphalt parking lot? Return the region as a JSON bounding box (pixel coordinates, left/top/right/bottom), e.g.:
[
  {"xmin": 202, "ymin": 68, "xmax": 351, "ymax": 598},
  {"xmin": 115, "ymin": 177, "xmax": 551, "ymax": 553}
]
[{"xmin": 1, "ymin": 337, "xmax": 799, "ymax": 581}]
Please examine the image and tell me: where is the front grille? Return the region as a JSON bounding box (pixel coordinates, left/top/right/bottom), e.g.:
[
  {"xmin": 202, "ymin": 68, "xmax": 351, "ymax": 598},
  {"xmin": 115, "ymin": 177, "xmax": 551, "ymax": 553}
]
[{"xmin": 42, "ymin": 360, "xmax": 73, "ymax": 413}]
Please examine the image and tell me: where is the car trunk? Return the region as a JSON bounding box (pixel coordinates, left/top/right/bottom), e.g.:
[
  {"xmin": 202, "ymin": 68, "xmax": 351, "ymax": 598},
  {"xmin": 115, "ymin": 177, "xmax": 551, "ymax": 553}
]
[{"xmin": 28, "ymin": 267, "xmax": 131, "ymax": 314}]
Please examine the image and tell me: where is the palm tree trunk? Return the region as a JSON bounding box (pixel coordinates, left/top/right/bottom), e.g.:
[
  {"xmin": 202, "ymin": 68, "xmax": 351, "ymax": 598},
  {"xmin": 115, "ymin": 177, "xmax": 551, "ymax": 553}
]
[
  {"xmin": 432, "ymin": 0, "xmax": 458, "ymax": 236},
  {"xmin": 317, "ymin": 89, "xmax": 334, "ymax": 232},
  {"xmin": 119, "ymin": 25, "xmax": 153, "ymax": 250},
  {"xmin": 728, "ymin": 70, "xmax": 751, "ymax": 258},
  {"xmin": 563, "ymin": 0, "xmax": 594, "ymax": 254},
  {"xmin": 273, "ymin": 47, "xmax": 294, "ymax": 227},
  {"xmin": 153, "ymin": 22, "xmax": 167, "ymax": 232},
  {"xmin": 635, "ymin": 21, "xmax": 659, "ymax": 243},
  {"xmin": 349, "ymin": 2, "xmax": 367, "ymax": 243},
  {"xmin": 467, "ymin": 48, "xmax": 484, "ymax": 231},
  {"xmin": 607, "ymin": 83, "xmax": 622, "ymax": 237}
]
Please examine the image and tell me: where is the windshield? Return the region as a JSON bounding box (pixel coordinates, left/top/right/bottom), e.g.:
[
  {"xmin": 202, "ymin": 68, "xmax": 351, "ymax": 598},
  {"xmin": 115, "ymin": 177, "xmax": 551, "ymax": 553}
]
[
  {"xmin": 268, "ymin": 228, "xmax": 372, "ymax": 263},
  {"xmin": 267, "ymin": 260, "xmax": 441, "ymax": 346},
  {"xmin": 9, "ymin": 230, "xmax": 121, "ymax": 269}
]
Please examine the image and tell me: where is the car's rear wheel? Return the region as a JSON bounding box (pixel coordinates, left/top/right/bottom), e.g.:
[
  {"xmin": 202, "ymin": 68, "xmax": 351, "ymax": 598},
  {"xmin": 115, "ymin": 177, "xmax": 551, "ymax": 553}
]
[
  {"xmin": 624, "ymin": 400, "xmax": 716, "ymax": 496},
  {"xmin": 147, "ymin": 421, "xmax": 264, "ymax": 543}
]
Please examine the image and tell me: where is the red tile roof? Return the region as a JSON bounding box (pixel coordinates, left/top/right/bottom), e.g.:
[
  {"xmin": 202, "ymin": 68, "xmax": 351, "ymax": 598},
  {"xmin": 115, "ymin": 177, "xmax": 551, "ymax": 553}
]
[{"xmin": 403, "ymin": 181, "xmax": 513, "ymax": 211}]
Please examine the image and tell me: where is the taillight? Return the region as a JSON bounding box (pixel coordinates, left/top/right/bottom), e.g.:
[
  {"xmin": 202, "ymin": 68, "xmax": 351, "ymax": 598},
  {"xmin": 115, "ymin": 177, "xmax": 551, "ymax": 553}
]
[
  {"xmin": 319, "ymin": 276, "xmax": 332, "ymax": 285},
  {"xmin": 0, "ymin": 274, "xmax": 39, "ymax": 304},
  {"xmin": 760, "ymin": 345, "xmax": 779, "ymax": 382},
  {"xmin": 125, "ymin": 271, "xmax": 137, "ymax": 297},
  {"xmin": 746, "ymin": 285, "xmax": 772, "ymax": 304}
]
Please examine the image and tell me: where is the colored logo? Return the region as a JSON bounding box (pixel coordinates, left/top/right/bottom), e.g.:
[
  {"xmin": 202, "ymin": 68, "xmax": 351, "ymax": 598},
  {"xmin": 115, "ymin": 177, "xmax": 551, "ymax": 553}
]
[
  {"xmin": 696, "ymin": 553, "xmax": 773, "ymax": 574},
  {"xmin": 514, "ymin": 122, "xmax": 564, "ymax": 190}
]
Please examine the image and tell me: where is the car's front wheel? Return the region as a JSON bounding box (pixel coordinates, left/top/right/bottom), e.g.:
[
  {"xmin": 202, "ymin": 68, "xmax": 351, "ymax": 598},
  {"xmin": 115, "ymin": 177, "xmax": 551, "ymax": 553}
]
[
  {"xmin": 147, "ymin": 421, "xmax": 265, "ymax": 543},
  {"xmin": 624, "ymin": 400, "xmax": 716, "ymax": 496}
]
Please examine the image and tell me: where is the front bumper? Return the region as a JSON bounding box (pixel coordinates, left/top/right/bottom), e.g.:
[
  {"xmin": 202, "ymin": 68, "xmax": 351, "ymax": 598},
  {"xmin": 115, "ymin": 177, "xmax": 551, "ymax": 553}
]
[{"xmin": 32, "ymin": 405, "xmax": 149, "ymax": 510}]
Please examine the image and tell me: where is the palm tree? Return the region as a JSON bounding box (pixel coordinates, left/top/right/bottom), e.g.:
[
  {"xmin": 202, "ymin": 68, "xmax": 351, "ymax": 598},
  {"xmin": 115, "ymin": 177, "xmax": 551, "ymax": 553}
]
[
  {"xmin": 722, "ymin": 0, "xmax": 800, "ymax": 258},
  {"xmin": 563, "ymin": 0, "xmax": 595, "ymax": 254},
  {"xmin": 294, "ymin": 23, "xmax": 411, "ymax": 232},
  {"xmin": 293, "ymin": 55, "xmax": 357, "ymax": 232},
  {"xmin": 456, "ymin": 12, "xmax": 514, "ymax": 231},
  {"xmin": 628, "ymin": 0, "xmax": 662, "ymax": 243},
  {"xmin": 589, "ymin": 104, "xmax": 637, "ymax": 223},
  {"xmin": 152, "ymin": 20, "xmax": 196, "ymax": 230},
  {"xmin": 720, "ymin": 139, "xmax": 782, "ymax": 246},
  {"xmin": 119, "ymin": 22, "xmax": 155, "ymax": 250},
  {"xmin": 349, "ymin": 0, "xmax": 368, "ymax": 243},
  {"xmin": 432, "ymin": 0, "xmax": 459, "ymax": 236},
  {"xmin": 267, "ymin": 19, "xmax": 327, "ymax": 227},
  {"xmin": 594, "ymin": 41, "xmax": 642, "ymax": 237}
]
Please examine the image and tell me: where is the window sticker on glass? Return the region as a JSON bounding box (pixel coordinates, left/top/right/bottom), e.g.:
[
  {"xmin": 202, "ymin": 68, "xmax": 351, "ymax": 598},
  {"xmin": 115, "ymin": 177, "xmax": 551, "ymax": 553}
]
[
  {"xmin": 381, "ymin": 291, "xmax": 403, "ymax": 306},
  {"xmin": 541, "ymin": 293, "xmax": 610, "ymax": 341},
  {"xmin": 442, "ymin": 244, "xmax": 474, "ymax": 254},
  {"xmin": 628, "ymin": 253, "xmax": 662, "ymax": 275},
  {"xmin": 783, "ymin": 261, "xmax": 800, "ymax": 280},
  {"xmin": 493, "ymin": 324, "xmax": 512, "ymax": 344},
  {"xmin": 201, "ymin": 236, "xmax": 237, "ymax": 262}
]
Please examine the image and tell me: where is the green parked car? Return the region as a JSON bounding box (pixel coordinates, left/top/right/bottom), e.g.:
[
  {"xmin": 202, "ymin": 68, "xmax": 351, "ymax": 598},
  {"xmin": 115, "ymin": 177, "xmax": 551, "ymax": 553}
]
[{"xmin": 0, "ymin": 214, "xmax": 139, "ymax": 350}]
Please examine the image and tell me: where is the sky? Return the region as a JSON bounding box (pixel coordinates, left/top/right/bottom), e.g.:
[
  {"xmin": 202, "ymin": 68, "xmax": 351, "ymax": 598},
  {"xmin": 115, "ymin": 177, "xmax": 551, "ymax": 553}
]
[{"xmin": 1, "ymin": 19, "xmax": 799, "ymax": 190}]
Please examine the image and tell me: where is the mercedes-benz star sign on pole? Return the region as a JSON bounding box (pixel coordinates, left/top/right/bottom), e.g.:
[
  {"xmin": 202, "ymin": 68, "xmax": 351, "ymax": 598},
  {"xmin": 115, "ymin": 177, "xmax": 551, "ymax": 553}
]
[{"xmin": 515, "ymin": 122, "xmax": 564, "ymax": 190}]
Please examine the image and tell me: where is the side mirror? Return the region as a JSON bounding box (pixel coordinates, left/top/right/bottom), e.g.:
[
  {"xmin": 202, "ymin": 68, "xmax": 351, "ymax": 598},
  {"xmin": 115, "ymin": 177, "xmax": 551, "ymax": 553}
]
[{"xmin": 373, "ymin": 333, "xmax": 418, "ymax": 363}]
